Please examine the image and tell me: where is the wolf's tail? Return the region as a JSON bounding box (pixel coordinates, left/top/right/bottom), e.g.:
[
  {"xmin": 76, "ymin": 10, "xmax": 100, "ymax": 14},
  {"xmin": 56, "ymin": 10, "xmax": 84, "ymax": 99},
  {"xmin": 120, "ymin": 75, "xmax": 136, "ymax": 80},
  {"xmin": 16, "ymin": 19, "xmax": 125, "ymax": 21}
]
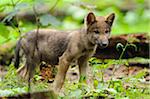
[
  {"xmin": 14, "ymin": 39, "xmax": 21, "ymax": 68},
  {"xmin": 14, "ymin": 39, "xmax": 30, "ymax": 79}
]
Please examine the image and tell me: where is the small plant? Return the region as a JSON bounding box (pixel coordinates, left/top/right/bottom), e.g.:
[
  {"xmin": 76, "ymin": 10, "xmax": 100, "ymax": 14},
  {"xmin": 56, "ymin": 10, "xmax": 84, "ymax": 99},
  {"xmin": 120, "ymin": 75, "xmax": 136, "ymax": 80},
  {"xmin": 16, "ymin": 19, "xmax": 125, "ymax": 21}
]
[{"xmin": 108, "ymin": 38, "xmax": 138, "ymax": 87}]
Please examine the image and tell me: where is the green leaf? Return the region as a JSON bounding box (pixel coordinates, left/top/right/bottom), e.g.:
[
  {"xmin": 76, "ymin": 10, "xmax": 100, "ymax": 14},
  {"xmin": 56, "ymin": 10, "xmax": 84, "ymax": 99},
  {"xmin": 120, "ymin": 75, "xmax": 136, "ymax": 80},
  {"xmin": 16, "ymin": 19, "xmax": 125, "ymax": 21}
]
[
  {"xmin": 79, "ymin": 75, "xmax": 86, "ymax": 82},
  {"xmin": 70, "ymin": 89, "xmax": 82, "ymax": 98},
  {"xmin": 128, "ymin": 43, "xmax": 137, "ymax": 52},
  {"xmin": 0, "ymin": 89, "xmax": 14, "ymax": 96},
  {"xmin": 2, "ymin": 9, "xmax": 18, "ymax": 22},
  {"xmin": 133, "ymin": 69, "xmax": 148, "ymax": 79},
  {"xmin": 116, "ymin": 43, "xmax": 124, "ymax": 51},
  {"xmin": 40, "ymin": 14, "xmax": 61, "ymax": 26},
  {"xmin": 0, "ymin": 6, "xmax": 4, "ymax": 12},
  {"xmin": 94, "ymin": 79, "xmax": 99, "ymax": 88},
  {"xmin": 0, "ymin": 23, "xmax": 10, "ymax": 38},
  {"xmin": 106, "ymin": 88, "xmax": 117, "ymax": 94},
  {"xmin": 15, "ymin": 3, "xmax": 30, "ymax": 10},
  {"xmin": 34, "ymin": 75, "xmax": 42, "ymax": 81}
]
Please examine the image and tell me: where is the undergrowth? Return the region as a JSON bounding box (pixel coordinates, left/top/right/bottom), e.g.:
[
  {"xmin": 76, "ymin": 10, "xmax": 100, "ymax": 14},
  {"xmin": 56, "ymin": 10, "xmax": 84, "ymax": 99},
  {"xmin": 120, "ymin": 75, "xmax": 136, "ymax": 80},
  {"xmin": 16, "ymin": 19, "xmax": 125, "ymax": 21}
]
[
  {"xmin": 0, "ymin": 42, "xmax": 149, "ymax": 98},
  {"xmin": 59, "ymin": 42, "xmax": 150, "ymax": 98},
  {"xmin": 0, "ymin": 64, "xmax": 49, "ymax": 96},
  {"xmin": 61, "ymin": 58, "xmax": 149, "ymax": 99}
]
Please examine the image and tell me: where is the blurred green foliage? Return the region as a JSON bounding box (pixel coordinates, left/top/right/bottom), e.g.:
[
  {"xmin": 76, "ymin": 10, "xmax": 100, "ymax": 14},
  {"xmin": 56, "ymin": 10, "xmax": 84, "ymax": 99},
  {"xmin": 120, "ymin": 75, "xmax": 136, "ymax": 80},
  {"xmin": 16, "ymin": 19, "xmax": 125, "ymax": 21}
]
[{"xmin": 0, "ymin": 0, "xmax": 150, "ymax": 44}]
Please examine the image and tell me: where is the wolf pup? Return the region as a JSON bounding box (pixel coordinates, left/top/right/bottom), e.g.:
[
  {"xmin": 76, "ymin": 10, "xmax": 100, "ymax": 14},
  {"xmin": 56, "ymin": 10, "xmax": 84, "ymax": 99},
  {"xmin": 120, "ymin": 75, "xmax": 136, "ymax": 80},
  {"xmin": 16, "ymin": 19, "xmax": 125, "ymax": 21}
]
[{"xmin": 14, "ymin": 12, "xmax": 115, "ymax": 93}]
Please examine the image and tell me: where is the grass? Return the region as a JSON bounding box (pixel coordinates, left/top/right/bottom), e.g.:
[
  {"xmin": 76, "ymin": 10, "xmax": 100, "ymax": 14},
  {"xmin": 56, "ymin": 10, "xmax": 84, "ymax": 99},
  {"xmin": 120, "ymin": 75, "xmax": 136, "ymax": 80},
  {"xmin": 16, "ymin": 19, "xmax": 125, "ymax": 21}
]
[{"xmin": 0, "ymin": 57, "xmax": 149, "ymax": 98}]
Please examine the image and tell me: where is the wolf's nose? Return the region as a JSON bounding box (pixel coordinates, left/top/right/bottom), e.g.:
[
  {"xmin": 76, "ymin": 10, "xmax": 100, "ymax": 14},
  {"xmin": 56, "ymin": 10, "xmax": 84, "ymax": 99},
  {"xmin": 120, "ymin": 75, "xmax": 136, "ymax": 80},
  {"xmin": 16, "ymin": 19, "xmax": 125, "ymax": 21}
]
[{"xmin": 102, "ymin": 43, "xmax": 108, "ymax": 47}]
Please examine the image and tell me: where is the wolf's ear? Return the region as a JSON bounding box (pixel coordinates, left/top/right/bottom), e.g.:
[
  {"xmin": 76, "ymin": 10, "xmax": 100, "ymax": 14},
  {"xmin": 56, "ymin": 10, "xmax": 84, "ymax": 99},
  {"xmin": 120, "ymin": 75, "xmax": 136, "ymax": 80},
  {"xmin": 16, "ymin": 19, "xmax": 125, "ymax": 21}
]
[
  {"xmin": 105, "ymin": 13, "xmax": 115, "ymax": 27},
  {"xmin": 86, "ymin": 12, "xmax": 96, "ymax": 26}
]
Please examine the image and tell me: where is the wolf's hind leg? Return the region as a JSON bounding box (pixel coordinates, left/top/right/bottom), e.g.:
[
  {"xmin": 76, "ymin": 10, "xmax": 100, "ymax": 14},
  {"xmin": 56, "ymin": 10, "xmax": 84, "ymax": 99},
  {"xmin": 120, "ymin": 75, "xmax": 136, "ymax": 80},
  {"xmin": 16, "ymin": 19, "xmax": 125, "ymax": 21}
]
[
  {"xmin": 17, "ymin": 65, "xmax": 27, "ymax": 78},
  {"xmin": 17, "ymin": 58, "xmax": 36, "ymax": 80}
]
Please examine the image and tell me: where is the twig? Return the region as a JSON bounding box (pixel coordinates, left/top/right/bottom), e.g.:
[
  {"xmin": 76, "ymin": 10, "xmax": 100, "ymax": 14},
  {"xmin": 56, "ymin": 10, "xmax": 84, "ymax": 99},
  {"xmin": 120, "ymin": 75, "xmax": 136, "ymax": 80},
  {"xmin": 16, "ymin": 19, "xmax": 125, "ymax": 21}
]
[
  {"xmin": 49, "ymin": 0, "xmax": 60, "ymax": 12},
  {"xmin": 27, "ymin": 5, "xmax": 41, "ymax": 97},
  {"xmin": 11, "ymin": 0, "xmax": 15, "ymax": 7},
  {"xmin": 22, "ymin": 0, "xmax": 59, "ymax": 96},
  {"xmin": 10, "ymin": 0, "xmax": 22, "ymax": 36},
  {"xmin": 33, "ymin": 5, "xmax": 40, "ymax": 54}
]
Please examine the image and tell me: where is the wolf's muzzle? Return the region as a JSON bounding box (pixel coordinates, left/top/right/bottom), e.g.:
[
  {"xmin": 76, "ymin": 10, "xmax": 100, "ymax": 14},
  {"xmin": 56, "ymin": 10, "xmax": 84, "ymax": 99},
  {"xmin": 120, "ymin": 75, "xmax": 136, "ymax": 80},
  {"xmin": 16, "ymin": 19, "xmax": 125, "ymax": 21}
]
[{"xmin": 96, "ymin": 40, "xmax": 108, "ymax": 48}]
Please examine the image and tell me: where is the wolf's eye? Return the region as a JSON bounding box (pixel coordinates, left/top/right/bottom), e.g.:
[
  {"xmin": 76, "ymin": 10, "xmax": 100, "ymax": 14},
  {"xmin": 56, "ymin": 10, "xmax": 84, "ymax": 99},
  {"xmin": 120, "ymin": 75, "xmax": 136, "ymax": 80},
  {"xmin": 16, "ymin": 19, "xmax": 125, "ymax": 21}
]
[
  {"xmin": 105, "ymin": 30, "xmax": 109, "ymax": 34},
  {"xmin": 94, "ymin": 30, "xmax": 99, "ymax": 34}
]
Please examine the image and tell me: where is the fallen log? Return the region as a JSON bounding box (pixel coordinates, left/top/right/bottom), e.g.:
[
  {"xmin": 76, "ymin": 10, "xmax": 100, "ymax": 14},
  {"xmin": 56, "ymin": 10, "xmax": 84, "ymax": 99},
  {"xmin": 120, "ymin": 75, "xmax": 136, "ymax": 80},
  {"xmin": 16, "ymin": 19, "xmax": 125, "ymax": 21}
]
[
  {"xmin": 128, "ymin": 62, "xmax": 149, "ymax": 68},
  {"xmin": 0, "ymin": 90, "xmax": 57, "ymax": 99},
  {"xmin": 0, "ymin": 41, "xmax": 15, "ymax": 66},
  {"xmin": 94, "ymin": 33, "xmax": 149, "ymax": 59},
  {"xmin": 0, "ymin": 9, "xmax": 66, "ymax": 25}
]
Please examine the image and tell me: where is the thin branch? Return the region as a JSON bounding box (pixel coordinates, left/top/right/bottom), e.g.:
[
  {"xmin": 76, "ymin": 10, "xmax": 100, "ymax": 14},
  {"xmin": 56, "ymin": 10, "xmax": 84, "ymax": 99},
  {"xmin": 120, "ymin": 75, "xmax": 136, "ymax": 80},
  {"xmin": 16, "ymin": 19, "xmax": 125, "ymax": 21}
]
[
  {"xmin": 26, "ymin": 0, "xmax": 60, "ymax": 95},
  {"xmin": 27, "ymin": 5, "xmax": 41, "ymax": 96},
  {"xmin": 32, "ymin": 5, "xmax": 40, "ymax": 54},
  {"xmin": 10, "ymin": 0, "xmax": 22, "ymax": 36},
  {"xmin": 15, "ymin": 0, "xmax": 22, "ymax": 4},
  {"xmin": 49, "ymin": 0, "xmax": 60, "ymax": 12},
  {"xmin": 11, "ymin": 0, "xmax": 15, "ymax": 7}
]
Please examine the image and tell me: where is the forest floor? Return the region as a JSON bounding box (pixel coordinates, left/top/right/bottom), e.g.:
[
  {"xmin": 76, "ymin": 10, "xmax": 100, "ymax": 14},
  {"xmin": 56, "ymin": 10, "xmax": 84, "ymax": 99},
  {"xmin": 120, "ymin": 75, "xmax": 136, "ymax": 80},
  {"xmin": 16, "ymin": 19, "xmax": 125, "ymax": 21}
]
[{"xmin": 0, "ymin": 58, "xmax": 149, "ymax": 98}]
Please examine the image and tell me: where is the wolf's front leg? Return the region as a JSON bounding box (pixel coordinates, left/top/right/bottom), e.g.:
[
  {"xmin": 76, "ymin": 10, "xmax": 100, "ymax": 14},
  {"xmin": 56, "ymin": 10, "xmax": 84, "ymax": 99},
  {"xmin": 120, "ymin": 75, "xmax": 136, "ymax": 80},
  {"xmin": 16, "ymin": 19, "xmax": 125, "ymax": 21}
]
[
  {"xmin": 78, "ymin": 56, "xmax": 88, "ymax": 80},
  {"xmin": 78, "ymin": 56, "xmax": 94, "ymax": 88},
  {"xmin": 53, "ymin": 56, "xmax": 71, "ymax": 93}
]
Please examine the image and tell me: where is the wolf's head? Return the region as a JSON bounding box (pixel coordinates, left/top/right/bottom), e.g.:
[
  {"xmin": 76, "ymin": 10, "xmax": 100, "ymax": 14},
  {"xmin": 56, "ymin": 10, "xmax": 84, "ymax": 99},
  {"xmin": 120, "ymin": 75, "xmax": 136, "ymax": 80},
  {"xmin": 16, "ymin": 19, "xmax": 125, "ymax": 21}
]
[{"xmin": 85, "ymin": 12, "xmax": 115, "ymax": 48}]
